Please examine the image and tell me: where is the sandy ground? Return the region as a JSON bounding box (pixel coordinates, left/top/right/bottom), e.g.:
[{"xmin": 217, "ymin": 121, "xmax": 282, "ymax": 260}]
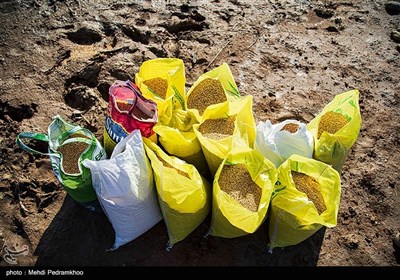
[{"xmin": 0, "ymin": 0, "xmax": 399, "ymax": 266}]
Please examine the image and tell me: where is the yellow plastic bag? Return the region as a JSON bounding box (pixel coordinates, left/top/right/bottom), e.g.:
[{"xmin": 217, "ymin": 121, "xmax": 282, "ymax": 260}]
[
  {"xmin": 186, "ymin": 63, "xmax": 241, "ymax": 121},
  {"xmin": 143, "ymin": 138, "xmax": 211, "ymax": 248},
  {"xmin": 135, "ymin": 58, "xmax": 186, "ymax": 125},
  {"xmin": 307, "ymin": 90, "xmax": 362, "ymax": 172},
  {"xmin": 153, "ymin": 109, "xmax": 209, "ymax": 177},
  {"xmin": 193, "ymin": 95, "xmax": 256, "ymax": 176},
  {"xmin": 210, "ymin": 146, "xmax": 277, "ymax": 238},
  {"xmin": 268, "ymin": 154, "xmax": 341, "ymax": 249}
]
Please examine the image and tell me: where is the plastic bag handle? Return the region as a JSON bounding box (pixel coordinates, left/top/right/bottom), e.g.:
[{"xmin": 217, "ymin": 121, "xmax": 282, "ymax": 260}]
[
  {"xmin": 16, "ymin": 132, "xmax": 60, "ymax": 157},
  {"xmin": 125, "ymin": 80, "xmax": 143, "ymax": 98}
]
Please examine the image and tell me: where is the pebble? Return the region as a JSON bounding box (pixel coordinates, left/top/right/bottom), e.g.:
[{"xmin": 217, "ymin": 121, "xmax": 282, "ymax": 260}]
[
  {"xmin": 390, "ymin": 31, "xmax": 400, "ymax": 43},
  {"xmin": 340, "ymin": 234, "xmax": 360, "ymax": 250},
  {"xmin": 393, "ymin": 232, "xmax": 400, "ymax": 248},
  {"xmin": 385, "ymin": 1, "xmax": 400, "ymax": 15}
]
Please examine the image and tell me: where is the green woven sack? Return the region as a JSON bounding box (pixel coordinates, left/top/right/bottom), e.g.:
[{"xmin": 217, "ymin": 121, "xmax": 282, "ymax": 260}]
[{"xmin": 16, "ymin": 115, "xmax": 106, "ymax": 211}]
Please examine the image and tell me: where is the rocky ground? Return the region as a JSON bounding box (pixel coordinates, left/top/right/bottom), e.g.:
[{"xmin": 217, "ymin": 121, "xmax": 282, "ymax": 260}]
[{"xmin": 0, "ymin": 0, "xmax": 399, "ymax": 266}]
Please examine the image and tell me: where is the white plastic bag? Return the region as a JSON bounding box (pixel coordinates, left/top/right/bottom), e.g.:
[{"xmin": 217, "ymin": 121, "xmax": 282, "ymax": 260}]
[
  {"xmin": 255, "ymin": 120, "xmax": 314, "ymax": 167},
  {"xmin": 83, "ymin": 130, "xmax": 162, "ymax": 249}
]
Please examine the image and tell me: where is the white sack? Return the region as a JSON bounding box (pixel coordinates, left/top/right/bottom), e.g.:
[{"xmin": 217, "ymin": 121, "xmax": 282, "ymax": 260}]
[
  {"xmin": 83, "ymin": 130, "xmax": 162, "ymax": 249},
  {"xmin": 255, "ymin": 119, "xmax": 314, "ymax": 167}
]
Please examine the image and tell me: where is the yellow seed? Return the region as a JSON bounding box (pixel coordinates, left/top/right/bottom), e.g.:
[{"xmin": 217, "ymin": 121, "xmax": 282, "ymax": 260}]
[
  {"xmin": 317, "ymin": 111, "xmax": 349, "ymax": 139},
  {"xmin": 157, "ymin": 155, "xmax": 189, "ymax": 179},
  {"xmin": 198, "ymin": 115, "xmax": 236, "ymax": 140},
  {"xmin": 291, "ymin": 171, "xmax": 326, "ymax": 215},
  {"xmin": 218, "ymin": 164, "xmax": 261, "ymax": 212},
  {"xmin": 281, "ymin": 123, "xmax": 299, "ymax": 133},
  {"xmin": 116, "ymin": 101, "xmax": 132, "ymax": 112},
  {"xmin": 187, "ymin": 78, "xmax": 227, "ymax": 115},
  {"xmin": 58, "ymin": 141, "xmax": 88, "ymax": 174},
  {"xmin": 143, "ymin": 77, "xmax": 168, "ymax": 99}
]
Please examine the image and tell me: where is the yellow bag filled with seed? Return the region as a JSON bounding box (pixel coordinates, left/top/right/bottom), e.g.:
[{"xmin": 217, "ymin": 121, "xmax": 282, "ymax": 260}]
[
  {"xmin": 307, "ymin": 90, "xmax": 361, "ymax": 172},
  {"xmin": 193, "ymin": 95, "xmax": 256, "ymax": 177},
  {"xmin": 153, "ymin": 109, "xmax": 209, "ymax": 177},
  {"xmin": 268, "ymin": 154, "xmax": 341, "ymax": 249},
  {"xmin": 186, "ymin": 63, "xmax": 241, "ymax": 121},
  {"xmin": 209, "ymin": 146, "xmax": 277, "ymax": 238},
  {"xmin": 143, "ymin": 138, "xmax": 211, "ymax": 249},
  {"xmin": 135, "ymin": 58, "xmax": 186, "ymax": 126}
]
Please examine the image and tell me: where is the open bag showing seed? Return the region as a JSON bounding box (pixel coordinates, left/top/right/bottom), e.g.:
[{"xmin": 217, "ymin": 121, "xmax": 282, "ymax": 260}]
[
  {"xmin": 135, "ymin": 58, "xmax": 186, "ymax": 126},
  {"xmin": 82, "ymin": 130, "xmax": 162, "ymax": 250},
  {"xmin": 307, "ymin": 89, "xmax": 361, "ymax": 172},
  {"xmin": 268, "ymin": 154, "xmax": 341, "ymax": 250},
  {"xmin": 193, "ymin": 95, "xmax": 256, "ymax": 177},
  {"xmin": 255, "ymin": 119, "xmax": 314, "ymax": 168},
  {"xmin": 209, "ymin": 146, "xmax": 277, "ymax": 238},
  {"xmin": 143, "ymin": 137, "xmax": 211, "ymax": 249},
  {"xmin": 16, "ymin": 115, "xmax": 106, "ymax": 211},
  {"xmin": 153, "ymin": 109, "xmax": 209, "ymax": 177},
  {"xmin": 186, "ymin": 63, "xmax": 241, "ymax": 121},
  {"xmin": 104, "ymin": 80, "xmax": 158, "ymax": 157}
]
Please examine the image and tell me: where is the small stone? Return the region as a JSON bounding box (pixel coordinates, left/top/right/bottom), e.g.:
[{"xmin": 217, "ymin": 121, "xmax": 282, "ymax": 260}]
[
  {"xmin": 390, "ymin": 31, "xmax": 400, "ymax": 43},
  {"xmin": 385, "ymin": 1, "xmax": 400, "ymax": 15},
  {"xmin": 339, "ymin": 234, "xmax": 360, "ymax": 250},
  {"xmin": 393, "ymin": 232, "xmax": 400, "ymax": 248}
]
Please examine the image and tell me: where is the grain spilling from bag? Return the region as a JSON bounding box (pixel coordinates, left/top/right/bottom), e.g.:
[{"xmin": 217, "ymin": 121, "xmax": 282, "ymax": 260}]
[
  {"xmin": 317, "ymin": 111, "xmax": 349, "ymax": 139},
  {"xmin": 291, "ymin": 171, "xmax": 326, "ymax": 214},
  {"xmin": 187, "ymin": 78, "xmax": 227, "ymax": 115},
  {"xmin": 143, "ymin": 77, "xmax": 168, "ymax": 99},
  {"xmin": 281, "ymin": 123, "xmax": 299, "ymax": 133},
  {"xmin": 198, "ymin": 115, "xmax": 236, "ymax": 140},
  {"xmin": 157, "ymin": 155, "xmax": 190, "ymax": 179},
  {"xmin": 58, "ymin": 141, "xmax": 88, "ymax": 174},
  {"xmin": 218, "ymin": 164, "xmax": 261, "ymax": 212}
]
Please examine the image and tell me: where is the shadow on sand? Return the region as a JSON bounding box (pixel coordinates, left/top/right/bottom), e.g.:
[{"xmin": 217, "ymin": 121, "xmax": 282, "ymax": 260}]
[{"xmin": 35, "ymin": 196, "xmax": 326, "ymax": 266}]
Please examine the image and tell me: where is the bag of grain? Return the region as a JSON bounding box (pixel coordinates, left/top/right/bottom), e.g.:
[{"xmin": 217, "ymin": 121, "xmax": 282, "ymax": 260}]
[
  {"xmin": 255, "ymin": 119, "xmax": 314, "ymax": 167},
  {"xmin": 135, "ymin": 58, "xmax": 186, "ymax": 125},
  {"xmin": 16, "ymin": 115, "xmax": 106, "ymax": 211},
  {"xmin": 186, "ymin": 63, "xmax": 241, "ymax": 121},
  {"xmin": 104, "ymin": 80, "xmax": 158, "ymax": 157},
  {"xmin": 209, "ymin": 146, "xmax": 277, "ymax": 238},
  {"xmin": 153, "ymin": 109, "xmax": 209, "ymax": 177},
  {"xmin": 82, "ymin": 130, "xmax": 162, "ymax": 249},
  {"xmin": 143, "ymin": 138, "xmax": 211, "ymax": 249},
  {"xmin": 307, "ymin": 89, "xmax": 361, "ymax": 172},
  {"xmin": 193, "ymin": 95, "xmax": 256, "ymax": 176},
  {"xmin": 268, "ymin": 154, "xmax": 341, "ymax": 249}
]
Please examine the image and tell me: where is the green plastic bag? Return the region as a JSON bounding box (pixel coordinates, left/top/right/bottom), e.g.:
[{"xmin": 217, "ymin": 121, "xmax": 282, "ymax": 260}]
[
  {"xmin": 268, "ymin": 154, "xmax": 341, "ymax": 249},
  {"xmin": 210, "ymin": 146, "xmax": 277, "ymax": 238},
  {"xmin": 143, "ymin": 138, "xmax": 211, "ymax": 248},
  {"xmin": 307, "ymin": 90, "xmax": 362, "ymax": 172},
  {"xmin": 16, "ymin": 115, "xmax": 106, "ymax": 211}
]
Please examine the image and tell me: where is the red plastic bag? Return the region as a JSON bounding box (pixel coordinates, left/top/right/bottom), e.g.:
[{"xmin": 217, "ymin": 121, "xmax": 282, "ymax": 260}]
[{"xmin": 104, "ymin": 80, "xmax": 158, "ymax": 156}]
